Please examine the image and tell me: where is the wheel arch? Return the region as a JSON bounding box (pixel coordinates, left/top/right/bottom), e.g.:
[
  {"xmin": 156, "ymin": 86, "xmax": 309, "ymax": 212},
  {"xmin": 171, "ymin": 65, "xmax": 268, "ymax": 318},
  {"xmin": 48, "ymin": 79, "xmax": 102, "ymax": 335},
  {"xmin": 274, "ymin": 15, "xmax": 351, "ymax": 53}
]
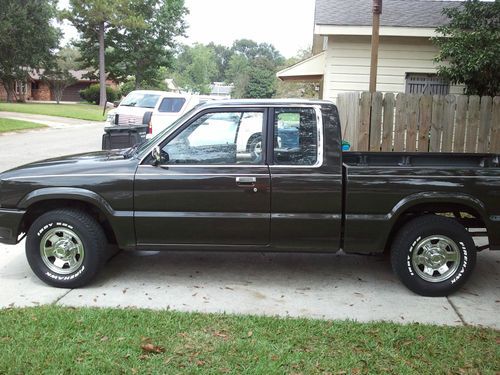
[
  {"xmin": 384, "ymin": 192, "xmax": 489, "ymax": 252},
  {"xmin": 18, "ymin": 188, "xmax": 118, "ymax": 245}
]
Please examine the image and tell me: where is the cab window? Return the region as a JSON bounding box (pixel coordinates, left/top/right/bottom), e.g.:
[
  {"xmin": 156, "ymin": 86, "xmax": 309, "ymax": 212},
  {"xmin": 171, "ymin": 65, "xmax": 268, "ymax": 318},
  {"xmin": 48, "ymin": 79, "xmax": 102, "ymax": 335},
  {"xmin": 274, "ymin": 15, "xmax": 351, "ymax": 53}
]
[
  {"xmin": 158, "ymin": 98, "xmax": 186, "ymax": 113},
  {"xmin": 162, "ymin": 111, "xmax": 264, "ymax": 165},
  {"xmin": 273, "ymin": 108, "xmax": 318, "ymax": 166}
]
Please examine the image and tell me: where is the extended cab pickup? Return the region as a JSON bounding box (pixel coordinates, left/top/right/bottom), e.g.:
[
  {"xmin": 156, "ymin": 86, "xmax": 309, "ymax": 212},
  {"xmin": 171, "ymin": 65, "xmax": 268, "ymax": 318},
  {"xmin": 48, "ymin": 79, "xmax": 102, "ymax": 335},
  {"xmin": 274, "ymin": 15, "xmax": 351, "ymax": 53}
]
[{"xmin": 0, "ymin": 99, "xmax": 499, "ymax": 296}]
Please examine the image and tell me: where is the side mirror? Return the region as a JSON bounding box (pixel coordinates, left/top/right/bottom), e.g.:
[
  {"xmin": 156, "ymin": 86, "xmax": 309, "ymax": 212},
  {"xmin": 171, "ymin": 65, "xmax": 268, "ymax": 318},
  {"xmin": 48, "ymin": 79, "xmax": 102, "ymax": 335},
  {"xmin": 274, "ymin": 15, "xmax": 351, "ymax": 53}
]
[
  {"xmin": 151, "ymin": 146, "xmax": 169, "ymax": 166},
  {"xmin": 113, "ymin": 100, "xmax": 120, "ymax": 108},
  {"xmin": 142, "ymin": 111, "xmax": 153, "ymax": 125}
]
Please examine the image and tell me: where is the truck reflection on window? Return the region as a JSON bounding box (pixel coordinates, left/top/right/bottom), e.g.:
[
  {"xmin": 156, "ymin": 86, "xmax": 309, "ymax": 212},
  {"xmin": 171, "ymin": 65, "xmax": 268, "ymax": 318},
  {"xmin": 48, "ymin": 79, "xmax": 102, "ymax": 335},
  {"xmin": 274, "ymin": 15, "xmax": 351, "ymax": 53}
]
[
  {"xmin": 274, "ymin": 108, "xmax": 318, "ymax": 166},
  {"xmin": 163, "ymin": 111, "xmax": 264, "ymax": 165}
]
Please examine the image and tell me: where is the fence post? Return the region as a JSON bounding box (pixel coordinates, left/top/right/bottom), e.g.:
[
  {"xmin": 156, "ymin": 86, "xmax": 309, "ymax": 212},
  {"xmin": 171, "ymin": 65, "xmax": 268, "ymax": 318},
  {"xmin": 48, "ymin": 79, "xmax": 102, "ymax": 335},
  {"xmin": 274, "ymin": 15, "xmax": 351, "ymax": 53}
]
[
  {"xmin": 465, "ymin": 95, "xmax": 480, "ymax": 153},
  {"xmin": 490, "ymin": 96, "xmax": 500, "ymax": 153},
  {"xmin": 358, "ymin": 92, "xmax": 371, "ymax": 151},
  {"xmin": 441, "ymin": 94, "xmax": 456, "ymax": 152},
  {"xmin": 477, "ymin": 96, "xmax": 493, "ymax": 153},
  {"xmin": 418, "ymin": 95, "xmax": 432, "ymax": 152},
  {"xmin": 381, "ymin": 93, "xmax": 395, "ymax": 151},
  {"xmin": 369, "ymin": 92, "xmax": 383, "ymax": 151},
  {"xmin": 406, "ymin": 94, "xmax": 419, "ymax": 152},
  {"xmin": 453, "ymin": 95, "xmax": 468, "ymax": 153},
  {"xmin": 394, "ymin": 93, "xmax": 407, "ymax": 152},
  {"xmin": 430, "ymin": 95, "xmax": 444, "ymax": 152}
]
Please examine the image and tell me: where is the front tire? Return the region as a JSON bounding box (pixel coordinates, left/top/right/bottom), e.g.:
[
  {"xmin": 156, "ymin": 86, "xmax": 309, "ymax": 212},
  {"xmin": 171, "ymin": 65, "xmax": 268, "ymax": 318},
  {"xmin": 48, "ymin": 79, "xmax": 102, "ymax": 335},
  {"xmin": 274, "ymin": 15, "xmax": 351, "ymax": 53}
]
[
  {"xmin": 26, "ymin": 209, "xmax": 107, "ymax": 288},
  {"xmin": 391, "ymin": 215, "xmax": 476, "ymax": 297}
]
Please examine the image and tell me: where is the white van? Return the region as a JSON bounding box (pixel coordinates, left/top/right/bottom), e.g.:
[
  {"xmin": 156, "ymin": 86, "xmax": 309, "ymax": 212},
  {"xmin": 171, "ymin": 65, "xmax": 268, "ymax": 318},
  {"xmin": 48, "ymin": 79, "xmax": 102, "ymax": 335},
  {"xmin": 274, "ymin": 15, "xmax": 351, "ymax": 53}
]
[{"xmin": 105, "ymin": 90, "xmax": 215, "ymax": 137}]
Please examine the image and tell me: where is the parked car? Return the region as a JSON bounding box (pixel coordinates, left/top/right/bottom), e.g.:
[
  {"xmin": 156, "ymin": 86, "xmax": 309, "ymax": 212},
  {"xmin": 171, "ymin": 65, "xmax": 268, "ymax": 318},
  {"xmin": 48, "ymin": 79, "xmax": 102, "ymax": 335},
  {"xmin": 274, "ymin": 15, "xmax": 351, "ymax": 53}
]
[
  {"xmin": 103, "ymin": 90, "xmax": 217, "ymax": 150},
  {"xmin": 0, "ymin": 99, "xmax": 499, "ymax": 296}
]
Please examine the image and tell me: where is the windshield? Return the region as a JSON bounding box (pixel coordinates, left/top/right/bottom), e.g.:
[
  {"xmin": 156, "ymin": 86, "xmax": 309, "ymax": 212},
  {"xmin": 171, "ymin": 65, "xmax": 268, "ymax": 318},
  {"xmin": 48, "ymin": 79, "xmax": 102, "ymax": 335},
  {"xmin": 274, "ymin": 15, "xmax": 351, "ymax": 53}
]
[
  {"xmin": 128, "ymin": 105, "xmax": 203, "ymax": 159},
  {"xmin": 120, "ymin": 92, "xmax": 161, "ymax": 108}
]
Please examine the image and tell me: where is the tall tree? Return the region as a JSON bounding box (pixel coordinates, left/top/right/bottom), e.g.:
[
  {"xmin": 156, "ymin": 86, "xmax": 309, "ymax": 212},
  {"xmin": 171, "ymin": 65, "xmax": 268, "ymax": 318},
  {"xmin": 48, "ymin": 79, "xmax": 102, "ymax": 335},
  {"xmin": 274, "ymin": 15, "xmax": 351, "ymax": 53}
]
[
  {"xmin": 226, "ymin": 39, "xmax": 284, "ymax": 98},
  {"xmin": 433, "ymin": 0, "xmax": 500, "ymax": 96},
  {"xmin": 106, "ymin": 0, "xmax": 187, "ymax": 89},
  {"xmin": 65, "ymin": 0, "xmax": 142, "ymax": 108},
  {"xmin": 0, "ymin": 0, "xmax": 60, "ymax": 102},
  {"xmin": 243, "ymin": 57, "xmax": 277, "ymax": 99},
  {"xmin": 207, "ymin": 43, "xmax": 233, "ymax": 82},
  {"xmin": 173, "ymin": 44, "xmax": 218, "ymax": 94}
]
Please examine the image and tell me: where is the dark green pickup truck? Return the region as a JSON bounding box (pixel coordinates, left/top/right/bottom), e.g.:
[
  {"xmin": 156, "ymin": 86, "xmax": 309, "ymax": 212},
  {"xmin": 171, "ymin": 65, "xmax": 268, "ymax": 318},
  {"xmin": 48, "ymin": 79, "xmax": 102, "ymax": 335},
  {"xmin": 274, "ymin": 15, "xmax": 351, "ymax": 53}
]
[{"xmin": 0, "ymin": 99, "xmax": 499, "ymax": 296}]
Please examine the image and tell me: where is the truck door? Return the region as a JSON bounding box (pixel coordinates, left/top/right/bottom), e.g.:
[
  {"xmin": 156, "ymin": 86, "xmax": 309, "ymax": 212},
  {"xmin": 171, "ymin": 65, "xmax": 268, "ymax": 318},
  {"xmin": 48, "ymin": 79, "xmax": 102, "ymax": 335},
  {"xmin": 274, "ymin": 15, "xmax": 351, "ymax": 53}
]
[
  {"xmin": 268, "ymin": 106, "xmax": 343, "ymax": 251},
  {"xmin": 134, "ymin": 108, "xmax": 271, "ymax": 248}
]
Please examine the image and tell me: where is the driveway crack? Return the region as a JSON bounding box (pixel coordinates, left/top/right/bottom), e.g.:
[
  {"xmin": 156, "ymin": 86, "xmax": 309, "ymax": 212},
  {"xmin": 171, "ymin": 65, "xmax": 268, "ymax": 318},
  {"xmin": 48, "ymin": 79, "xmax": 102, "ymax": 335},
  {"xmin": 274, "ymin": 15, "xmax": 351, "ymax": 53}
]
[
  {"xmin": 447, "ymin": 297, "xmax": 467, "ymax": 326},
  {"xmin": 52, "ymin": 289, "xmax": 73, "ymax": 306}
]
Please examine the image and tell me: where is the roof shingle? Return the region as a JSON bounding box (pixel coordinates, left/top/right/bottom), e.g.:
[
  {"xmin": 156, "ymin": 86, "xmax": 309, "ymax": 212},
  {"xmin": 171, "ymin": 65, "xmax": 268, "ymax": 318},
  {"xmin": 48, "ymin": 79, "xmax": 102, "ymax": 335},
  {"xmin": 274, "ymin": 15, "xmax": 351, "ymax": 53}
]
[{"xmin": 314, "ymin": 0, "xmax": 463, "ymax": 28}]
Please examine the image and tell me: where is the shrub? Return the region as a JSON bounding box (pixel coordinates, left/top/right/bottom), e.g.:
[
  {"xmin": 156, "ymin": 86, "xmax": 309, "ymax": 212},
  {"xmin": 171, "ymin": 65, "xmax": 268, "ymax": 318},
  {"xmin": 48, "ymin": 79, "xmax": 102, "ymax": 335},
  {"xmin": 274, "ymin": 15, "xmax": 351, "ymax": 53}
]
[{"xmin": 79, "ymin": 84, "xmax": 121, "ymax": 105}]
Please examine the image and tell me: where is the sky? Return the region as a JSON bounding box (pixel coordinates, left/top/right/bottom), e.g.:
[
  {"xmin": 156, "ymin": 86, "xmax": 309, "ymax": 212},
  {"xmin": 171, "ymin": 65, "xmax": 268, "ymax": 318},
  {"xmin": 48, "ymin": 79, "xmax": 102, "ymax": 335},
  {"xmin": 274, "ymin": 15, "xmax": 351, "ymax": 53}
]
[{"xmin": 58, "ymin": 0, "xmax": 316, "ymax": 58}]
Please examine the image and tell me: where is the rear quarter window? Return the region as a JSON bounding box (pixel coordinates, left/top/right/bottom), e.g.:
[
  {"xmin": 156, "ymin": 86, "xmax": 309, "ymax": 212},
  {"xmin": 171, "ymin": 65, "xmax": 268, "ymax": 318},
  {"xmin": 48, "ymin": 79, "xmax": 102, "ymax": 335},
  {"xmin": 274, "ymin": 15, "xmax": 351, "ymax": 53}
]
[{"xmin": 158, "ymin": 98, "xmax": 186, "ymax": 113}]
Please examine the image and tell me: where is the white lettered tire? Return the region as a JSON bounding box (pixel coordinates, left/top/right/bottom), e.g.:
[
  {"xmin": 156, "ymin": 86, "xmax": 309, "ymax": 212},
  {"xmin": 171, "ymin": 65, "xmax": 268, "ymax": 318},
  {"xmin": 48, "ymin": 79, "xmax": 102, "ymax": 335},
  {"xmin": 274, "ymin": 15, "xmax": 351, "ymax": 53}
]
[
  {"xmin": 391, "ymin": 215, "xmax": 477, "ymax": 297},
  {"xmin": 26, "ymin": 209, "xmax": 107, "ymax": 288}
]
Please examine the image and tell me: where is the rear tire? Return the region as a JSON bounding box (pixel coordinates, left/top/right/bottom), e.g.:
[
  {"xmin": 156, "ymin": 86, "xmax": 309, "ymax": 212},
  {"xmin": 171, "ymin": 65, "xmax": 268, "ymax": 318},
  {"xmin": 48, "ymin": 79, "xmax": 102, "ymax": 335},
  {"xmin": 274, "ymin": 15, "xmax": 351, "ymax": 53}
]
[
  {"xmin": 26, "ymin": 209, "xmax": 107, "ymax": 288},
  {"xmin": 247, "ymin": 134, "xmax": 262, "ymax": 162},
  {"xmin": 391, "ymin": 215, "xmax": 476, "ymax": 297}
]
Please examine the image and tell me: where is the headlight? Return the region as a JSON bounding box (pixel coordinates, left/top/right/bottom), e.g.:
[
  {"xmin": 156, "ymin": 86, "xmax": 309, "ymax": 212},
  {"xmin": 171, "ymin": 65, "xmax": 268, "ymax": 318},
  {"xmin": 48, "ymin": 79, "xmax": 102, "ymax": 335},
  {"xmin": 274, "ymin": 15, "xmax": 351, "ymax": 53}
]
[{"xmin": 106, "ymin": 113, "xmax": 115, "ymax": 125}]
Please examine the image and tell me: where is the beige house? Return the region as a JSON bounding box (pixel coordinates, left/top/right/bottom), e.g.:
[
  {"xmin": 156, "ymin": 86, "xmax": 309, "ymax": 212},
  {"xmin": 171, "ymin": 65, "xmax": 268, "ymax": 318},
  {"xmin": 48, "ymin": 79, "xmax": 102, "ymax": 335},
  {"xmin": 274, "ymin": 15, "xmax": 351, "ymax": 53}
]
[{"xmin": 278, "ymin": 0, "xmax": 464, "ymax": 101}]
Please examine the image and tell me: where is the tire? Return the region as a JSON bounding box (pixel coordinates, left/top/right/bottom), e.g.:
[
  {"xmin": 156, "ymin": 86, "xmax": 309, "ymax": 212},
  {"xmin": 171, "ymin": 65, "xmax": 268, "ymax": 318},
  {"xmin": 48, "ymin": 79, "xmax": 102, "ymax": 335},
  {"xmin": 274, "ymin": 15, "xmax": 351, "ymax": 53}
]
[
  {"xmin": 247, "ymin": 134, "xmax": 262, "ymax": 162},
  {"xmin": 26, "ymin": 209, "xmax": 107, "ymax": 288},
  {"xmin": 390, "ymin": 215, "xmax": 476, "ymax": 297}
]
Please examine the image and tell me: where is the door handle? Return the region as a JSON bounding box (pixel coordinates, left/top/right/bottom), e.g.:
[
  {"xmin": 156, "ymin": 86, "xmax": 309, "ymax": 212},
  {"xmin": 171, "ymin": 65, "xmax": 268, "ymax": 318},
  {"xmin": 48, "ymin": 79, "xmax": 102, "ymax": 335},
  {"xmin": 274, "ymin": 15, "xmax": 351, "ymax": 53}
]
[{"xmin": 235, "ymin": 176, "xmax": 256, "ymax": 186}]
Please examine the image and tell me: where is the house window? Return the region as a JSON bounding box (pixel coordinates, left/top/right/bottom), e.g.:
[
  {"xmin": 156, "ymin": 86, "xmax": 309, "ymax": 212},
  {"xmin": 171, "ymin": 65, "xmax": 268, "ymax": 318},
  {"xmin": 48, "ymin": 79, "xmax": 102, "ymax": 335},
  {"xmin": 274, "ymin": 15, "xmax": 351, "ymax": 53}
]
[
  {"xmin": 405, "ymin": 73, "xmax": 449, "ymax": 96},
  {"xmin": 31, "ymin": 81, "xmax": 39, "ymax": 91},
  {"xmin": 15, "ymin": 81, "xmax": 27, "ymax": 95}
]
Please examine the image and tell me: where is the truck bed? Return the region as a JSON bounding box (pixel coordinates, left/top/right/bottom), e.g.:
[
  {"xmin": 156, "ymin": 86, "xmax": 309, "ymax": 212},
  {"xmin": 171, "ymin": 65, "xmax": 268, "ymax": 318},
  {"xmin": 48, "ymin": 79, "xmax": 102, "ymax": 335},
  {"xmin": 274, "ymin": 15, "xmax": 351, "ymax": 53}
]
[
  {"xmin": 343, "ymin": 152, "xmax": 499, "ymax": 168},
  {"xmin": 341, "ymin": 152, "xmax": 500, "ymax": 254}
]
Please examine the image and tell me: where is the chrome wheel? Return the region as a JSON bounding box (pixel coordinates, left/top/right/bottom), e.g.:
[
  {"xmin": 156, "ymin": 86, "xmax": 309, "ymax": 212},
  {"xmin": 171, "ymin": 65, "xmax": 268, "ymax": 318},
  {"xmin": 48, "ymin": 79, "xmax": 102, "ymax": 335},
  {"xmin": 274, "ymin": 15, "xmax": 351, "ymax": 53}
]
[
  {"xmin": 40, "ymin": 227, "xmax": 85, "ymax": 275},
  {"xmin": 251, "ymin": 140, "xmax": 262, "ymax": 158},
  {"xmin": 411, "ymin": 235, "xmax": 461, "ymax": 283}
]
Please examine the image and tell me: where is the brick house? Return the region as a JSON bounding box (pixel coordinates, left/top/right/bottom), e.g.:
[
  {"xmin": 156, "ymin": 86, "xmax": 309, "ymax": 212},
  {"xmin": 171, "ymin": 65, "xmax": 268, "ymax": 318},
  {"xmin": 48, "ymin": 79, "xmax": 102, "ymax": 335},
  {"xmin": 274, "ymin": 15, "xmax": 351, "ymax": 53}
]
[{"xmin": 0, "ymin": 69, "xmax": 116, "ymax": 102}]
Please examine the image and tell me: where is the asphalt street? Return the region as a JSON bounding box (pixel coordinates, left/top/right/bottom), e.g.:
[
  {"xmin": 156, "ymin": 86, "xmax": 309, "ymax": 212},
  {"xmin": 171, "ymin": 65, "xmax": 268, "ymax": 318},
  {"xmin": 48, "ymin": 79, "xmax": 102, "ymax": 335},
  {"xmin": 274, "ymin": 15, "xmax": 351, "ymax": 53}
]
[{"xmin": 0, "ymin": 119, "xmax": 499, "ymax": 328}]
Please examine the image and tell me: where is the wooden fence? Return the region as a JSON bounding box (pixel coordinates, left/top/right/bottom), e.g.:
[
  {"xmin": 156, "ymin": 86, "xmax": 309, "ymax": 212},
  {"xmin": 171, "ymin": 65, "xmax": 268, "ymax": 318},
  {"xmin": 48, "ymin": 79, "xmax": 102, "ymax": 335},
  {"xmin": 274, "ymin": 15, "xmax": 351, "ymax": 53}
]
[{"xmin": 336, "ymin": 92, "xmax": 500, "ymax": 153}]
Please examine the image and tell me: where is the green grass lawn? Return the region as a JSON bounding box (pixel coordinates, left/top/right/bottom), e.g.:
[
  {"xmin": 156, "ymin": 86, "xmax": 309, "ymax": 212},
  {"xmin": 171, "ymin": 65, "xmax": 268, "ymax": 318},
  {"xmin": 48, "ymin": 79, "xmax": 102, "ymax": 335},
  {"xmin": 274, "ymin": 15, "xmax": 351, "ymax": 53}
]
[
  {"xmin": 0, "ymin": 118, "xmax": 46, "ymax": 133},
  {"xmin": 0, "ymin": 307, "xmax": 497, "ymax": 374},
  {"xmin": 0, "ymin": 102, "xmax": 106, "ymax": 121}
]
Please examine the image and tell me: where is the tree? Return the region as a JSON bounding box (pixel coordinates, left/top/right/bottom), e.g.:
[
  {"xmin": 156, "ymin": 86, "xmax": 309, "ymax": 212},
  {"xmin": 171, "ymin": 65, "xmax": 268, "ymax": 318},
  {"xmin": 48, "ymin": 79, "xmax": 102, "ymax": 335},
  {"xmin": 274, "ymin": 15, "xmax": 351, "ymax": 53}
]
[
  {"xmin": 226, "ymin": 39, "xmax": 284, "ymax": 98},
  {"xmin": 0, "ymin": 0, "xmax": 60, "ymax": 102},
  {"xmin": 41, "ymin": 47, "xmax": 81, "ymax": 104},
  {"xmin": 243, "ymin": 57, "xmax": 277, "ymax": 99},
  {"xmin": 207, "ymin": 43, "xmax": 233, "ymax": 82},
  {"xmin": 106, "ymin": 0, "xmax": 187, "ymax": 89},
  {"xmin": 225, "ymin": 53, "xmax": 250, "ymax": 98},
  {"xmin": 173, "ymin": 44, "xmax": 218, "ymax": 94},
  {"xmin": 433, "ymin": 0, "xmax": 500, "ymax": 96},
  {"xmin": 65, "ymin": 0, "xmax": 142, "ymax": 108}
]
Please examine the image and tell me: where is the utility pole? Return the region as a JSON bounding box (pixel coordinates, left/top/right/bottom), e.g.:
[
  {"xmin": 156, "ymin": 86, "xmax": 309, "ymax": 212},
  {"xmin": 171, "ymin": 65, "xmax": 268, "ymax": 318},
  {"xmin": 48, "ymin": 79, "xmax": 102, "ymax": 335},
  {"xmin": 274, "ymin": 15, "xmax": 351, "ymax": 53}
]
[{"xmin": 369, "ymin": 0, "xmax": 382, "ymax": 93}]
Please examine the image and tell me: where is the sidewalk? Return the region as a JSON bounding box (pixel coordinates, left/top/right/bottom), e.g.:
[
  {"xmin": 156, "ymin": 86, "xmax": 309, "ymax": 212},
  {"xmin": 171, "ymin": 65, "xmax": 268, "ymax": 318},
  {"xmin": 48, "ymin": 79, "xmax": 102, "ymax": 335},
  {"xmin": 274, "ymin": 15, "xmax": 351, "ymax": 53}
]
[{"xmin": 0, "ymin": 111, "xmax": 105, "ymax": 128}]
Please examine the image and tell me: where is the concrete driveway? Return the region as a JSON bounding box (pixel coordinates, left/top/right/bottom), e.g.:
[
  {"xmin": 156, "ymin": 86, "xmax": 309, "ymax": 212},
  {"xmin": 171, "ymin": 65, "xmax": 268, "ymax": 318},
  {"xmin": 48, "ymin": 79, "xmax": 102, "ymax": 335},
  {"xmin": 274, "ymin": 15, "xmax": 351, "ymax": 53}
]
[{"xmin": 0, "ymin": 124, "xmax": 499, "ymax": 329}]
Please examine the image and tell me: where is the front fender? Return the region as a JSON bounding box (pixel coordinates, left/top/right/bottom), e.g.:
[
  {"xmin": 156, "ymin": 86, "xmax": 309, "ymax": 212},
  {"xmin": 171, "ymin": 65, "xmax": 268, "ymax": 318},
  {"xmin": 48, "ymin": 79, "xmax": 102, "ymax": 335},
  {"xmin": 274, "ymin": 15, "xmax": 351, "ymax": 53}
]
[
  {"xmin": 18, "ymin": 187, "xmax": 135, "ymax": 250},
  {"xmin": 18, "ymin": 187, "xmax": 115, "ymax": 216}
]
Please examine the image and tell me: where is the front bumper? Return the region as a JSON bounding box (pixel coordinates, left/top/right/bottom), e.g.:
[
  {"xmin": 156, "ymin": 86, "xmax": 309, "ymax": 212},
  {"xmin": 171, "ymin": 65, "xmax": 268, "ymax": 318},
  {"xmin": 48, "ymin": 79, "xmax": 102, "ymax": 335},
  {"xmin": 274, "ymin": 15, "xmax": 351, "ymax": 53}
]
[{"xmin": 0, "ymin": 208, "xmax": 25, "ymax": 244}]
